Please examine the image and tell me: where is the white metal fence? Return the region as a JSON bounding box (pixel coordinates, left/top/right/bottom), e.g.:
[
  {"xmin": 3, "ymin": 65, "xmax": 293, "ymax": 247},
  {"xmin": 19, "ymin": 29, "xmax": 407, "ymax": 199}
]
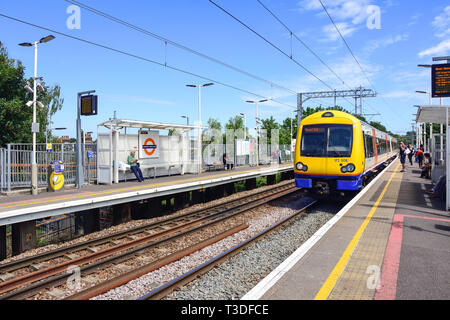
[{"xmin": 0, "ymin": 143, "xmax": 97, "ymax": 192}]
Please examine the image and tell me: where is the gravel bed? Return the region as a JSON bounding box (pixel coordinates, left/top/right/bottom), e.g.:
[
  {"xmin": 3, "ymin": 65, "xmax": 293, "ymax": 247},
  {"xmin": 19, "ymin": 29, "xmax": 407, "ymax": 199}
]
[
  {"xmin": 0, "ymin": 180, "xmax": 293, "ymax": 266},
  {"xmin": 165, "ymin": 200, "xmax": 343, "ymax": 300},
  {"xmin": 92, "ymin": 193, "xmax": 328, "ymax": 300}
]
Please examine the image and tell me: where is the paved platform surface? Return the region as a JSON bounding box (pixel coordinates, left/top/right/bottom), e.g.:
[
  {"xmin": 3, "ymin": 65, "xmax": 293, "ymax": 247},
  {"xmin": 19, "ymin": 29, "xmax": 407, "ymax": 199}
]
[
  {"xmin": 0, "ymin": 163, "xmax": 292, "ymax": 225},
  {"xmin": 245, "ymin": 158, "xmax": 450, "ymax": 300}
]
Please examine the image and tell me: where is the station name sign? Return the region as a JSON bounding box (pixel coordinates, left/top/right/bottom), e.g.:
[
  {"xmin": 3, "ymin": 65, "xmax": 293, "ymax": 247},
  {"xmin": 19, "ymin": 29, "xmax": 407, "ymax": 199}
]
[{"xmin": 432, "ymin": 63, "xmax": 450, "ymax": 98}]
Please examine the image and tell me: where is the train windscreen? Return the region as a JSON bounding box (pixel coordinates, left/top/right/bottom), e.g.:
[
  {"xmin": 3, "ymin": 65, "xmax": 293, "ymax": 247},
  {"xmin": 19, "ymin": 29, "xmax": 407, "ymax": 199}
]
[{"xmin": 300, "ymin": 124, "xmax": 353, "ymax": 157}]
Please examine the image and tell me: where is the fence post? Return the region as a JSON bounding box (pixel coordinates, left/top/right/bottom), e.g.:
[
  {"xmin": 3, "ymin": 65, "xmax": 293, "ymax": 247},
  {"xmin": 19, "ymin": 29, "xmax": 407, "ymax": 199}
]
[{"xmin": 7, "ymin": 144, "xmax": 11, "ymax": 192}]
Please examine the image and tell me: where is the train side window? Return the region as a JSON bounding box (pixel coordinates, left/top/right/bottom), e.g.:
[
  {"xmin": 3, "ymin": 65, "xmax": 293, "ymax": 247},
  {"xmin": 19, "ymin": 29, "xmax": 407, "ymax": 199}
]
[{"xmin": 364, "ymin": 134, "xmax": 374, "ymax": 157}]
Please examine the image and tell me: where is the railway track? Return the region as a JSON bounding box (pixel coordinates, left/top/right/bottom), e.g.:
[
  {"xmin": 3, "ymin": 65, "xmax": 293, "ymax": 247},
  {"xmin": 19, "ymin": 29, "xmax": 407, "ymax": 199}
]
[
  {"xmin": 138, "ymin": 200, "xmax": 318, "ymax": 300},
  {"xmin": 0, "ymin": 181, "xmax": 300, "ymax": 299}
]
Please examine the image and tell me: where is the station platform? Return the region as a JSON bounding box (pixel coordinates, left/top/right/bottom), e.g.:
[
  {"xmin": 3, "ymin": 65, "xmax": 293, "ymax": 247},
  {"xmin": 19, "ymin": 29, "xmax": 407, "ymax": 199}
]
[
  {"xmin": 0, "ymin": 163, "xmax": 292, "ymax": 226},
  {"xmin": 244, "ymin": 158, "xmax": 450, "ymax": 300}
]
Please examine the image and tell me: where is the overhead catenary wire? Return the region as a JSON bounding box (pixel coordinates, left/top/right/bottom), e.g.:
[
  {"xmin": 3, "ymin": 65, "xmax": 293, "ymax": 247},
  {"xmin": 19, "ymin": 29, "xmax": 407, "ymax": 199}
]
[
  {"xmin": 317, "ymin": 0, "xmax": 403, "ymax": 124},
  {"xmin": 64, "ymin": 0, "xmax": 297, "ymax": 96},
  {"xmin": 254, "ymin": 0, "xmax": 368, "ymax": 111},
  {"xmin": 0, "ymin": 13, "xmax": 296, "ymax": 109},
  {"xmin": 208, "ymin": 0, "xmax": 337, "ymax": 92},
  {"xmin": 256, "ymin": 0, "xmax": 350, "ymax": 89}
]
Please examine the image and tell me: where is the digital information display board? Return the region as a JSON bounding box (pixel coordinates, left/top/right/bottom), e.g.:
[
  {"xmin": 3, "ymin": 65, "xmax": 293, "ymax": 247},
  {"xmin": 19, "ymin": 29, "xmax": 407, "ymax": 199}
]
[
  {"xmin": 432, "ymin": 63, "xmax": 450, "ymax": 98},
  {"xmin": 81, "ymin": 95, "xmax": 98, "ymax": 116}
]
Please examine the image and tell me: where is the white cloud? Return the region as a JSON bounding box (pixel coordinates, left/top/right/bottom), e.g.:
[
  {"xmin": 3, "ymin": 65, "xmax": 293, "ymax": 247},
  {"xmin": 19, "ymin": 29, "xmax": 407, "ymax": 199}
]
[
  {"xmin": 432, "ymin": 5, "xmax": 450, "ymax": 38},
  {"xmin": 418, "ymin": 39, "xmax": 450, "ymax": 57},
  {"xmin": 298, "ymin": 0, "xmax": 375, "ymax": 41},
  {"xmin": 363, "ymin": 33, "xmax": 409, "ymax": 54},
  {"xmin": 322, "ymin": 22, "xmax": 358, "ymax": 41}
]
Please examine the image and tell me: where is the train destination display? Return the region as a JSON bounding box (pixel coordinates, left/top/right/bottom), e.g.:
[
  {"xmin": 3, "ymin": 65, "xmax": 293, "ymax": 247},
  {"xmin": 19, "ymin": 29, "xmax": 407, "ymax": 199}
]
[{"xmin": 432, "ymin": 63, "xmax": 450, "ymax": 98}]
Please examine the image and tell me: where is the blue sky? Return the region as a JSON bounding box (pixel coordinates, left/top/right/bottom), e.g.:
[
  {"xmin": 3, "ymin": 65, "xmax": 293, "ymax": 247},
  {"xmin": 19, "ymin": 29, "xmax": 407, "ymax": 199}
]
[{"xmin": 1, "ymin": 0, "xmax": 449, "ymax": 139}]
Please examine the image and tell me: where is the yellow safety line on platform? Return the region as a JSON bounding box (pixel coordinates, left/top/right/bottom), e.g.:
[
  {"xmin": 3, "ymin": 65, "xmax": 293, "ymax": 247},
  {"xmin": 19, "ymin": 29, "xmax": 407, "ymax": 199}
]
[
  {"xmin": 314, "ymin": 162, "xmax": 400, "ymax": 300},
  {"xmin": 0, "ymin": 165, "xmax": 290, "ymax": 210}
]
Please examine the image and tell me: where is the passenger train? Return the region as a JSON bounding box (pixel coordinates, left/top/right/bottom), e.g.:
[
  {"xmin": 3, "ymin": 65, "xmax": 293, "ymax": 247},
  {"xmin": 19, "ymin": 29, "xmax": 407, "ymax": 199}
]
[{"xmin": 294, "ymin": 110, "xmax": 397, "ymax": 196}]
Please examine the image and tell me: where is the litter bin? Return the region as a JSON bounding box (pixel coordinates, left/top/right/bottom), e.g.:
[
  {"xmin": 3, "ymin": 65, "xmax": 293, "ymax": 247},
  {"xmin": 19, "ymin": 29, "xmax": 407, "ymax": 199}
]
[{"xmin": 48, "ymin": 160, "xmax": 65, "ymax": 192}]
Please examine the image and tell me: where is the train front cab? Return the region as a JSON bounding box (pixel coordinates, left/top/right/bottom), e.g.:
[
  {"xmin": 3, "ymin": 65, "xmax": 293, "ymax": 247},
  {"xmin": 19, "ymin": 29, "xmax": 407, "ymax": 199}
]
[{"xmin": 294, "ymin": 111, "xmax": 365, "ymax": 196}]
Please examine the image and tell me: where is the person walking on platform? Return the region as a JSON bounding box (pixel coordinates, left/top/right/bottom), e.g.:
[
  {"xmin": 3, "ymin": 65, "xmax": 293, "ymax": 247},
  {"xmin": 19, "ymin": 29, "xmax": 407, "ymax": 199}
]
[
  {"xmin": 128, "ymin": 150, "xmax": 144, "ymax": 182},
  {"xmin": 416, "ymin": 146, "xmax": 424, "ymax": 167},
  {"xmin": 406, "ymin": 144, "xmax": 413, "ymax": 166},
  {"xmin": 399, "ymin": 141, "xmax": 406, "ymax": 172}
]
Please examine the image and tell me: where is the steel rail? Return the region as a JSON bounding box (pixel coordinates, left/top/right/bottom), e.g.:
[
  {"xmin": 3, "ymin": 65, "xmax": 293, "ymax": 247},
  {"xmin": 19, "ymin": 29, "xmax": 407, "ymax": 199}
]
[
  {"xmin": 65, "ymin": 224, "xmax": 249, "ymax": 300},
  {"xmin": 0, "ymin": 185, "xmax": 299, "ymax": 299},
  {"xmin": 0, "ymin": 181, "xmax": 294, "ymax": 274},
  {"xmin": 139, "ymin": 199, "xmax": 318, "ymax": 300}
]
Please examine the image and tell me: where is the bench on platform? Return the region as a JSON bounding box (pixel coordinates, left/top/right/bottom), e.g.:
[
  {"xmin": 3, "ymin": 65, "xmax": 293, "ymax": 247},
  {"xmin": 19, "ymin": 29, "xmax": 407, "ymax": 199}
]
[{"xmin": 118, "ymin": 162, "xmax": 183, "ymax": 180}]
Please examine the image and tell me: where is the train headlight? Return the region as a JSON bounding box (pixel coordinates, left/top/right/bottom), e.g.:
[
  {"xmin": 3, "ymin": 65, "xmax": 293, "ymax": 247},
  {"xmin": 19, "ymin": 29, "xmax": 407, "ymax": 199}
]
[
  {"xmin": 296, "ymin": 162, "xmax": 308, "ymax": 171},
  {"xmin": 341, "ymin": 163, "xmax": 355, "ymax": 173}
]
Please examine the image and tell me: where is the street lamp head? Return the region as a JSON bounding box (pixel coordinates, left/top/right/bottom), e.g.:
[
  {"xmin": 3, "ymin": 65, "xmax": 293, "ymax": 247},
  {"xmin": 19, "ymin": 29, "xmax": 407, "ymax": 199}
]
[
  {"xmin": 19, "ymin": 42, "xmax": 33, "ymax": 47},
  {"xmin": 259, "ymin": 99, "xmax": 268, "ymax": 103},
  {"xmin": 39, "ymin": 35, "xmax": 55, "ymax": 43},
  {"xmin": 202, "ymin": 83, "xmax": 214, "ymax": 87},
  {"xmin": 417, "ymin": 64, "xmax": 432, "ymax": 68},
  {"xmin": 245, "ymin": 100, "xmax": 255, "ymax": 103},
  {"xmin": 415, "ymin": 90, "xmax": 428, "ymax": 94},
  {"xmin": 186, "ymin": 84, "xmax": 197, "ymax": 88},
  {"xmin": 24, "ymin": 85, "xmax": 33, "ymax": 94}
]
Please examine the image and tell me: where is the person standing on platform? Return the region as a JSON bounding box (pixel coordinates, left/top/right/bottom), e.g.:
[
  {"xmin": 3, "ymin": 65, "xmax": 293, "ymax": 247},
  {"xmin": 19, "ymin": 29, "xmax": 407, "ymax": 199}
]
[
  {"xmin": 416, "ymin": 146, "xmax": 424, "ymax": 167},
  {"xmin": 399, "ymin": 141, "xmax": 406, "ymax": 172},
  {"xmin": 128, "ymin": 150, "xmax": 144, "ymax": 182},
  {"xmin": 406, "ymin": 144, "xmax": 413, "ymax": 166}
]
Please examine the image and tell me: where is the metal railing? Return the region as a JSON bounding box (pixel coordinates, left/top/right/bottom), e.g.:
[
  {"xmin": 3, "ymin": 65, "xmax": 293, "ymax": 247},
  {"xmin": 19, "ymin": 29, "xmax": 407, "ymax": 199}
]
[{"xmin": 0, "ymin": 143, "xmax": 97, "ymax": 192}]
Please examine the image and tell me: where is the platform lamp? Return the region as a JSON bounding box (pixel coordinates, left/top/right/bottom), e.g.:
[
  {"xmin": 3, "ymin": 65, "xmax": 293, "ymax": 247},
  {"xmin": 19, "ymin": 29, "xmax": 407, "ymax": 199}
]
[
  {"xmin": 181, "ymin": 115, "xmax": 189, "ymax": 126},
  {"xmin": 245, "ymin": 99, "xmax": 268, "ymax": 166},
  {"xmin": 239, "ymin": 113, "xmax": 247, "ymax": 139},
  {"xmin": 19, "ymin": 35, "xmax": 55, "ymax": 195},
  {"xmin": 417, "ymin": 63, "xmax": 444, "ymax": 160},
  {"xmin": 186, "ymin": 83, "xmax": 214, "ymax": 174},
  {"xmin": 416, "ymin": 90, "xmax": 433, "ymax": 152}
]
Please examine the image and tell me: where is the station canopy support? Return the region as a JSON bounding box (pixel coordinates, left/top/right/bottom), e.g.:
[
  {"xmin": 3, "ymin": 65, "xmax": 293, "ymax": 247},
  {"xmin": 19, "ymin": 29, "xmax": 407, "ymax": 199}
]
[
  {"xmin": 416, "ymin": 105, "xmax": 450, "ymax": 210},
  {"xmin": 97, "ymin": 118, "xmax": 205, "ymax": 185}
]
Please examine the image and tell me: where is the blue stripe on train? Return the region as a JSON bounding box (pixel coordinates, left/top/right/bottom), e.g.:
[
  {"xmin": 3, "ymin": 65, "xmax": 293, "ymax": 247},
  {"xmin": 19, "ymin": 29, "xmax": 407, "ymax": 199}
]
[{"xmin": 295, "ymin": 172, "xmax": 363, "ymax": 191}]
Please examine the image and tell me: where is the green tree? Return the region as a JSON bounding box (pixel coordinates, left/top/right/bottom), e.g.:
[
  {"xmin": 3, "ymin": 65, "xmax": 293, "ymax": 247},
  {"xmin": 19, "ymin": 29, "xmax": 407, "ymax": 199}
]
[
  {"xmin": 0, "ymin": 42, "xmax": 63, "ymax": 147},
  {"xmin": 260, "ymin": 116, "xmax": 279, "ymax": 144},
  {"xmin": 279, "ymin": 117, "xmax": 296, "ymax": 145},
  {"xmin": 225, "ymin": 115, "xmax": 245, "ymax": 131}
]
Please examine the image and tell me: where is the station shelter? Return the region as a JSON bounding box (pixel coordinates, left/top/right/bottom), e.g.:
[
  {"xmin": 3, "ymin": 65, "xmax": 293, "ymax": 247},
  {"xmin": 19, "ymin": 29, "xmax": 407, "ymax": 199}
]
[
  {"xmin": 415, "ymin": 105, "xmax": 450, "ymax": 210},
  {"xmin": 96, "ymin": 118, "xmax": 201, "ymax": 184}
]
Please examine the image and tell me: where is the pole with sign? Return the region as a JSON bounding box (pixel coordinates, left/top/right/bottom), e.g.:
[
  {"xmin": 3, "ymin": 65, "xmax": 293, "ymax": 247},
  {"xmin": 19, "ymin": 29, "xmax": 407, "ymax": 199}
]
[{"xmin": 76, "ymin": 90, "xmax": 97, "ymax": 188}]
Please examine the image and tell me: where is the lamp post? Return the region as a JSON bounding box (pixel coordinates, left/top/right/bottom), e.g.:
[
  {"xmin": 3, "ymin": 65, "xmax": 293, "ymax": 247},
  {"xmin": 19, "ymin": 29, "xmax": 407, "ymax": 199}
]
[
  {"xmin": 416, "ymin": 90, "xmax": 433, "ymax": 152},
  {"xmin": 186, "ymin": 83, "xmax": 214, "ymax": 174},
  {"xmin": 245, "ymin": 99, "xmax": 268, "ymax": 166},
  {"xmin": 181, "ymin": 115, "xmax": 189, "ymax": 126},
  {"xmin": 19, "ymin": 35, "xmax": 55, "ymax": 195},
  {"xmin": 239, "ymin": 113, "xmax": 246, "ymax": 139},
  {"xmin": 417, "ymin": 63, "xmax": 444, "ymax": 159}
]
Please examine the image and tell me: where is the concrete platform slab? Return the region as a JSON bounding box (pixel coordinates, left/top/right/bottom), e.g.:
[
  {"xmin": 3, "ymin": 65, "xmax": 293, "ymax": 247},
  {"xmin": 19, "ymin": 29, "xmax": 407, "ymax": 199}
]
[{"xmin": 243, "ymin": 158, "xmax": 450, "ymax": 300}]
